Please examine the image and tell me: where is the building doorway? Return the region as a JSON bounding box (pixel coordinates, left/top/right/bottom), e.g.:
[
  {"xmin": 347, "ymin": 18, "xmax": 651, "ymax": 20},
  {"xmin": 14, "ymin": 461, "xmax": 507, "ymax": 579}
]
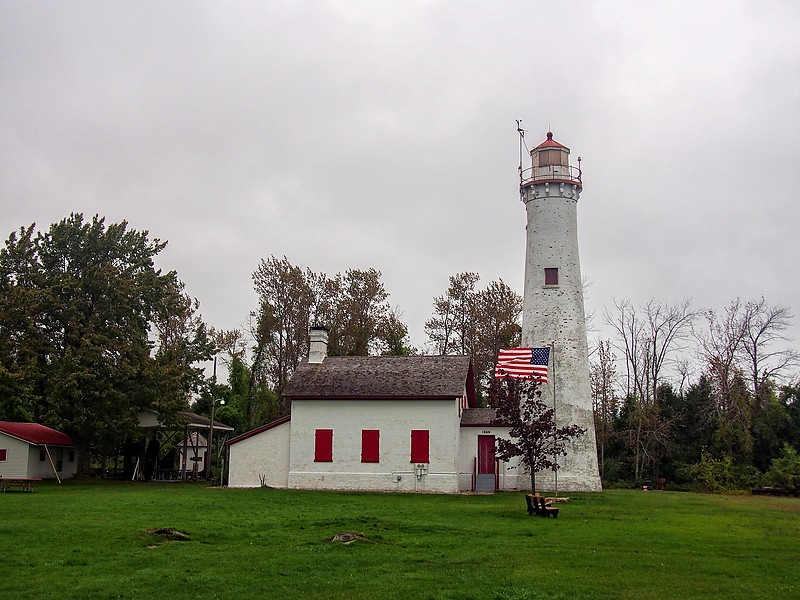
[{"xmin": 476, "ymin": 435, "xmax": 496, "ymax": 492}]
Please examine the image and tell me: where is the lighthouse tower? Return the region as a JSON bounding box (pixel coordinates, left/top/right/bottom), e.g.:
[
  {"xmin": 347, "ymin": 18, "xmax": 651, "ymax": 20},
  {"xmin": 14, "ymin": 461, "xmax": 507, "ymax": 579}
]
[{"xmin": 519, "ymin": 131, "xmax": 601, "ymax": 492}]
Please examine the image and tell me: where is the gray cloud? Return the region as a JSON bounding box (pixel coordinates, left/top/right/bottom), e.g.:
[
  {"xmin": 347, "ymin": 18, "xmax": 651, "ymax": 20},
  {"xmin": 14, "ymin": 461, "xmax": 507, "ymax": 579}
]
[{"xmin": 2, "ymin": 1, "xmax": 799, "ymax": 357}]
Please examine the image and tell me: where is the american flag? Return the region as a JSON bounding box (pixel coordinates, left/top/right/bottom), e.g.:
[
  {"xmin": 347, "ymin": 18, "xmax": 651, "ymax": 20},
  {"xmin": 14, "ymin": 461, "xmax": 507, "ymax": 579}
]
[{"xmin": 494, "ymin": 347, "xmax": 550, "ymax": 382}]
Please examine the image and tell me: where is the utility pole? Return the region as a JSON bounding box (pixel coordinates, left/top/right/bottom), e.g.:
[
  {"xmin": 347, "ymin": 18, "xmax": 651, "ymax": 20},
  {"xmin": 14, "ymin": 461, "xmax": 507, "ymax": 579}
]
[{"xmin": 205, "ymin": 356, "xmax": 217, "ymax": 481}]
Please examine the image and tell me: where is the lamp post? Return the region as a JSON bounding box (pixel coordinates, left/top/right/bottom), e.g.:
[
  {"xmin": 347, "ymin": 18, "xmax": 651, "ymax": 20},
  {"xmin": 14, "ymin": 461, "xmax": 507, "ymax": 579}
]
[{"xmin": 205, "ymin": 356, "xmax": 225, "ymax": 482}]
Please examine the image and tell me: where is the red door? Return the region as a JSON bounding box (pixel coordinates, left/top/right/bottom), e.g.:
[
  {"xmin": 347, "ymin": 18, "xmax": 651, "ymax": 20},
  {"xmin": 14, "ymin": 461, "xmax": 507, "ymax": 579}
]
[{"xmin": 478, "ymin": 435, "xmax": 496, "ymax": 475}]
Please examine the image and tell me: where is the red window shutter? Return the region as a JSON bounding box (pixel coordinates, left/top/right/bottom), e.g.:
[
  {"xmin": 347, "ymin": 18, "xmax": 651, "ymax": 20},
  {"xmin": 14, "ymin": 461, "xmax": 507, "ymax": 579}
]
[
  {"xmin": 544, "ymin": 268, "xmax": 559, "ymax": 286},
  {"xmin": 0, "ymin": 448, "xmax": 7, "ymax": 461},
  {"xmin": 314, "ymin": 429, "xmax": 333, "ymax": 462},
  {"xmin": 361, "ymin": 430, "xmax": 380, "ymax": 463},
  {"xmin": 410, "ymin": 429, "xmax": 430, "ymax": 463}
]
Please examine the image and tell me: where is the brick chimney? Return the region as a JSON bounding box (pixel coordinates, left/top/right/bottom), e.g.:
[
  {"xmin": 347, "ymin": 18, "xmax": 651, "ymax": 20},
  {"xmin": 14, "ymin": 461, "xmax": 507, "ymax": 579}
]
[{"xmin": 308, "ymin": 326, "xmax": 329, "ymax": 363}]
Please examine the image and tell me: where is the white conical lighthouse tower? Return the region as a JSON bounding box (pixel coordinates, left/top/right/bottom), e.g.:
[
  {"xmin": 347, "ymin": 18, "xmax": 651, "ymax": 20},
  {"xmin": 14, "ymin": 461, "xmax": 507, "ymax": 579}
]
[{"xmin": 519, "ymin": 130, "xmax": 601, "ymax": 492}]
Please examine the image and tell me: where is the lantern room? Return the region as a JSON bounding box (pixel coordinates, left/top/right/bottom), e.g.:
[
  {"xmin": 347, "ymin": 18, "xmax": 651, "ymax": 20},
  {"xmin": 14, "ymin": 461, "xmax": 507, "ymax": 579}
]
[{"xmin": 520, "ymin": 131, "xmax": 582, "ymax": 190}]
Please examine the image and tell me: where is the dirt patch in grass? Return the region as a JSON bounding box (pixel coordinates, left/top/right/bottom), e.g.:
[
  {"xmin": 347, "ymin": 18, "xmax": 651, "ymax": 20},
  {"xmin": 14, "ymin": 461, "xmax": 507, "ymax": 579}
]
[
  {"xmin": 146, "ymin": 528, "xmax": 191, "ymax": 545},
  {"xmin": 328, "ymin": 532, "xmax": 371, "ymax": 545}
]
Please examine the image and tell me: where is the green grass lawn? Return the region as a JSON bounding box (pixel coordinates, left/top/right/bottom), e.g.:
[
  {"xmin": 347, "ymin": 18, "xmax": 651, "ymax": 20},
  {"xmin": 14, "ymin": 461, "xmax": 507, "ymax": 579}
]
[{"xmin": 1, "ymin": 482, "xmax": 798, "ymax": 599}]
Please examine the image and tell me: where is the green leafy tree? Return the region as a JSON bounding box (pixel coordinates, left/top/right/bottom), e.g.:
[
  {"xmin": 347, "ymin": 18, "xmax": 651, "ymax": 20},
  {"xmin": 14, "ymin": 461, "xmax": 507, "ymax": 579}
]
[
  {"xmin": 252, "ymin": 256, "xmax": 315, "ymax": 398},
  {"xmin": 473, "ymin": 279, "xmax": 523, "ymax": 387},
  {"xmin": 251, "ymin": 257, "xmax": 410, "ymax": 415},
  {"xmin": 426, "ymin": 273, "xmax": 522, "ymax": 401},
  {"xmin": 151, "ymin": 280, "xmax": 215, "ymax": 419},
  {"xmin": 323, "ymin": 268, "xmax": 391, "ymax": 356},
  {"xmin": 375, "ymin": 309, "xmax": 416, "ymax": 356},
  {"xmin": 0, "ymin": 225, "xmax": 46, "ymax": 422},
  {"xmin": 0, "ymin": 214, "xmax": 212, "ymax": 474},
  {"xmin": 425, "ymin": 272, "xmax": 480, "ymax": 356},
  {"xmin": 767, "ymin": 443, "xmax": 800, "ymax": 495}
]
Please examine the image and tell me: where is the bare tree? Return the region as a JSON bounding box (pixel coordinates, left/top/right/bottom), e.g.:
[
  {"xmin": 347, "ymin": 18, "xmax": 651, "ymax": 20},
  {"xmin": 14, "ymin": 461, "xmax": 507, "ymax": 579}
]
[
  {"xmin": 590, "ymin": 339, "xmax": 619, "ymax": 479},
  {"xmin": 741, "ymin": 298, "xmax": 800, "ymax": 409},
  {"xmin": 604, "ymin": 297, "xmax": 694, "ymax": 480},
  {"xmin": 695, "ymin": 298, "xmax": 799, "ymax": 431},
  {"xmin": 210, "ymin": 328, "xmax": 248, "ymax": 365},
  {"xmin": 695, "ymin": 301, "xmax": 752, "ymax": 433}
]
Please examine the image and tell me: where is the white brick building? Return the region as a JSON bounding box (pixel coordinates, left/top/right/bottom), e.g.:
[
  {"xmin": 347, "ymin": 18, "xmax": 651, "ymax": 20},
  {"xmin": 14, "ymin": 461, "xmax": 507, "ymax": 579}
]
[{"xmin": 227, "ymin": 329, "xmax": 524, "ymax": 492}]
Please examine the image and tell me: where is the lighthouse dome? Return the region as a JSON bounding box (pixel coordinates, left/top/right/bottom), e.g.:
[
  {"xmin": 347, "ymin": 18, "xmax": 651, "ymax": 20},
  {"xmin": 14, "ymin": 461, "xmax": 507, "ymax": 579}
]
[{"xmin": 521, "ymin": 131, "xmax": 581, "ymax": 188}]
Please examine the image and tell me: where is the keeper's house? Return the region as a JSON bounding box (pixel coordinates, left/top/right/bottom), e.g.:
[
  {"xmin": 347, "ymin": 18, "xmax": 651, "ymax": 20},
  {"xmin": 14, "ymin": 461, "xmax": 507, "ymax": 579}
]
[
  {"xmin": 227, "ymin": 328, "xmax": 523, "ymax": 493},
  {"xmin": 0, "ymin": 422, "xmax": 78, "ymax": 480}
]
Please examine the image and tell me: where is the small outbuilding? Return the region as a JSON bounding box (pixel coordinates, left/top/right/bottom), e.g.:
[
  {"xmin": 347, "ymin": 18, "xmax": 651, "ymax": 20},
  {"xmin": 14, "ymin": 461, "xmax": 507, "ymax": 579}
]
[
  {"xmin": 128, "ymin": 409, "xmax": 234, "ymax": 480},
  {"xmin": 0, "ymin": 421, "xmax": 78, "ymax": 480}
]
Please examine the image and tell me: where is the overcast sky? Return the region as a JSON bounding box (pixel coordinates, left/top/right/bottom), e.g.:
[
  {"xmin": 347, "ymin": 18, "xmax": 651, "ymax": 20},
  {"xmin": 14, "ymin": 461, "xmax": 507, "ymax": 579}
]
[{"xmin": 2, "ymin": 1, "xmax": 799, "ymax": 366}]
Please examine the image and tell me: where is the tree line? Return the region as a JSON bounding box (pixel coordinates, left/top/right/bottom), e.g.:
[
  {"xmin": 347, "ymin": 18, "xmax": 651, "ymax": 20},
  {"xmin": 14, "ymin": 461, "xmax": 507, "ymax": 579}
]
[
  {"xmin": 211, "ymin": 265, "xmax": 521, "ymax": 431},
  {"xmin": 594, "ymin": 298, "xmax": 800, "ymax": 492},
  {"xmin": 2, "ymin": 214, "xmax": 798, "ymax": 490}
]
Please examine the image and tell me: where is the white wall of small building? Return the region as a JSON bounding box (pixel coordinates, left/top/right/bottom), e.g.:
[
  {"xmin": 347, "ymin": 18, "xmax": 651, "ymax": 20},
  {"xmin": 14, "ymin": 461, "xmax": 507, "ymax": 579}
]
[
  {"xmin": 458, "ymin": 425, "xmax": 527, "ymax": 491},
  {"xmin": 0, "ymin": 434, "xmax": 30, "ymax": 478},
  {"xmin": 226, "ymin": 395, "xmax": 544, "ymax": 494},
  {"xmin": 228, "ymin": 421, "xmax": 291, "ymax": 488},
  {"xmin": 288, "ymin": 398, "xmax": 462, "ymax": 492},
  {"xmin": 26, "ymin": 445, "xmax": 77, "ymax": 479},
  {"xmin": 0, "ymin": 434, "xmax": 77, "ymax": 480}
]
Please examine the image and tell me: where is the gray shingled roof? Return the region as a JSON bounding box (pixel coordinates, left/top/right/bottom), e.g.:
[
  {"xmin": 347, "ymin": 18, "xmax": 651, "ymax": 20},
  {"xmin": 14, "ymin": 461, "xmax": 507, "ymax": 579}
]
[
  {"xmin": 460, "ymin": 408, "xmax": 496, "ymax": 426},
  {"xmin": 459, "ymin": 408, "xmax": 512, "ymax": 426},
  {"xmin": 177, "ymin": 411, "xmax": 234, "ymax": 432},
  {"xmin": 283, "ymin": 355, "xmax": 475, "ymax": 404}
]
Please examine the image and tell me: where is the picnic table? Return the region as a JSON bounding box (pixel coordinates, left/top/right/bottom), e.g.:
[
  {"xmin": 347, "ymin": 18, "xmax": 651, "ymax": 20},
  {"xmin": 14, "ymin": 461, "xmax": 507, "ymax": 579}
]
[{"xmin": 0, "ymin": 477, "xmax": 40, "ymax": 492}]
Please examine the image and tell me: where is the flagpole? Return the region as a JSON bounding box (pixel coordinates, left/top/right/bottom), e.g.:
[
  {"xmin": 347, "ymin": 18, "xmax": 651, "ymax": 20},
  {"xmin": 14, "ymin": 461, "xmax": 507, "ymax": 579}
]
[{"xmin": 552, "ymin": 341, "xmax": 557, "ymax": 498}]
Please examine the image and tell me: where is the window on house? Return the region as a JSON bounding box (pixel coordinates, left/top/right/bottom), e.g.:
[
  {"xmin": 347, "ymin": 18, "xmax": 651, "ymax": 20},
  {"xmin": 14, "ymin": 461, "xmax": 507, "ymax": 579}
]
[
  {"xmin": 40, "ymin": 448, "xmax": 46, "ymax": 461},
  {"xmin": 361, "ymin": 430, "xmax": 380, "ymax": 463},
  {"xmin": 544, "ymin": 268, "xmax": 559, "ymax": 286},
  {"xmin": 0, "ymin": 449, "xmax": 7, "ymax": 461},
  {"xmin": 314, "ymin": 429, "xmax": 333, "ymax": 462},
  {"xmin": 68, "ymin": 450, "xmax": 75, "ymax": 462},
  {"xmin": 410, "ymin": 429, "xmax": 430, "ymax": 463}
]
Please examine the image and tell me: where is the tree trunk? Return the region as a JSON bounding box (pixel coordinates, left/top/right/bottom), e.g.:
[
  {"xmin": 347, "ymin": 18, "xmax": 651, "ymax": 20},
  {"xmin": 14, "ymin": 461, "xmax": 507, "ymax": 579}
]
[
  {"xmin": 77, "ymin": 444, "xmax": 92, "ymax": 477},
  {"xmin": 528, "ymin": 449, "xmax": 537, "ymax": 493}
]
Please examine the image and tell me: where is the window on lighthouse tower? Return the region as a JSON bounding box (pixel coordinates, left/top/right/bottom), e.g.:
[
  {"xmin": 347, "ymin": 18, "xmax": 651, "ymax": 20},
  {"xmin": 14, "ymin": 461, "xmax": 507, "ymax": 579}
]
[{"xmin": 544, "ymin": 268, "xmax": 559, "ymax": 286}]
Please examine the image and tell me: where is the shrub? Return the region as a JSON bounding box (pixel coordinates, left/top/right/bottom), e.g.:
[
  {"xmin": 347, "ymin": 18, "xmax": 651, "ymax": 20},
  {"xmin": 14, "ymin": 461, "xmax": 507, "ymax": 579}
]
[
  {"xmin": 767, "ymin": 444, "xmax": 800, "ymax": 495},
  {"xmin": 688, "ymin": 451, "xmax": 763, "ymax": 494}
]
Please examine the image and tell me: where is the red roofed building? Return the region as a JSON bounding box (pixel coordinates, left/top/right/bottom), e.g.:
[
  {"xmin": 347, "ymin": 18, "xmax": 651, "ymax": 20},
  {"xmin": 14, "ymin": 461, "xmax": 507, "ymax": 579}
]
[{"xmin": 0, "ymin": 422, "xmax": 78, "ymax": 480}]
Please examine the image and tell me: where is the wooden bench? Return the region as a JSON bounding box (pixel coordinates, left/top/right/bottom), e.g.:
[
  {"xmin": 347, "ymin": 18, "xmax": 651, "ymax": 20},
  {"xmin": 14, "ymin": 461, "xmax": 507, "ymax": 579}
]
[
  {"xmin": 526, "ymin": 493, "xmax": 559, "ymax": 518},
  {"xmin": 0, "ymin": 477, "xmax": 40, "ymax": 492}
]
